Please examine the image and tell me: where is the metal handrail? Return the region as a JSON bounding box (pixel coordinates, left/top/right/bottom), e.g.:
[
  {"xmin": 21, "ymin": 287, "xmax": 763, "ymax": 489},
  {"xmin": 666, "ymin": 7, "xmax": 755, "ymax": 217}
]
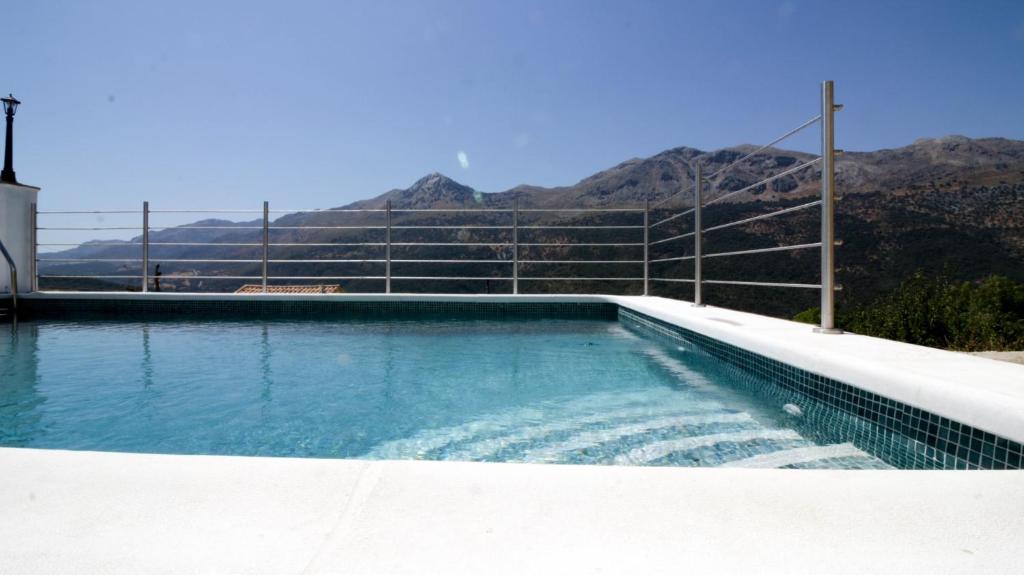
[
  {"xmin": 36, "ymin": 204, "xmax": 649, "ymax": 291},
  {"xmin": 0, "ymin": 236, "xmax": 16, "ymax": 317}
]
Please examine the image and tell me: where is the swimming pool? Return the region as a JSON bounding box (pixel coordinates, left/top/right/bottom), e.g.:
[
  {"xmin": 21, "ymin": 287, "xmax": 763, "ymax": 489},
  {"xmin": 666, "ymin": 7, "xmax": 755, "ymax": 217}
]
[{"xmin": 5, "ymin": 305, "xmax": 1007, "ymax": 470}]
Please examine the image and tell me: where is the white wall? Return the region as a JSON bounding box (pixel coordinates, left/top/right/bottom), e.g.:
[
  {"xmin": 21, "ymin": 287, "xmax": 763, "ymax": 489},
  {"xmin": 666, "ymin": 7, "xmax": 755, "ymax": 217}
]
[{"xmin": 0, "ymin": 182, "xmax": 40, "ymax": 294}]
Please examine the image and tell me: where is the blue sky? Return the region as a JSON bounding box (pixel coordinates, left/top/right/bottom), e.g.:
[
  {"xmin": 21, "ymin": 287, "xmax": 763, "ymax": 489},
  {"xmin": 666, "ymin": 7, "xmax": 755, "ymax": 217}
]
[{"xmin": 7, "ymin": 0, "xmax": 1024, "ymax": 213}]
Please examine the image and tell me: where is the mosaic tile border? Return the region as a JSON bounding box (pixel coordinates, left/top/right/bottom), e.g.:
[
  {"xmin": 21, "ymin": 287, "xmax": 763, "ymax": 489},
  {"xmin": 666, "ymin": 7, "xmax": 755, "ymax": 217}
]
[
  {"xmin": 618, "ymin": 307, "xmax": 1023, "ymax": 470},
  {"xmin": 20, "ymin": 297, "xmax": 619, "ymax": 322}
]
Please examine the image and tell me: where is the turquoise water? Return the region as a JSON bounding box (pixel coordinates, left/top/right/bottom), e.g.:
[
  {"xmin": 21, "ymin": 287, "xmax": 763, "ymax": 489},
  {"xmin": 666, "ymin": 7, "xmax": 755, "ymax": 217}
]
[{"xmin": 0, "ymin": 318, "xmax": 926, "ymax": 468}]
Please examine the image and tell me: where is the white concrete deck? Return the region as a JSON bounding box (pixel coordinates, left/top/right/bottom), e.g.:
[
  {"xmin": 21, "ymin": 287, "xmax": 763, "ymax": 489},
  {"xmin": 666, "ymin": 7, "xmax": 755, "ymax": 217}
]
[{"xmin": 1, "ymin": 448, "xmax": 1022, "ymax": 575}]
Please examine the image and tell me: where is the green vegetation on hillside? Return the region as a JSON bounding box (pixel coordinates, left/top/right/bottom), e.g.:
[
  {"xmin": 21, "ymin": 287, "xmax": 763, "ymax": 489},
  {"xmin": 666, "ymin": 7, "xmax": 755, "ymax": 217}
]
[{"xmin": 795, "ymin": 273, "xmax": 1024, "ymax": 351}]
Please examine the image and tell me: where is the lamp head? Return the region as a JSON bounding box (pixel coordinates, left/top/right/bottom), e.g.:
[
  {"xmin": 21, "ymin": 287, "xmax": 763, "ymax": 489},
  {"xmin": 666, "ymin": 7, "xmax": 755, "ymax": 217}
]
[{"xmin": 1, "ymin": 94, "xmax": 20, "ymax": 116}]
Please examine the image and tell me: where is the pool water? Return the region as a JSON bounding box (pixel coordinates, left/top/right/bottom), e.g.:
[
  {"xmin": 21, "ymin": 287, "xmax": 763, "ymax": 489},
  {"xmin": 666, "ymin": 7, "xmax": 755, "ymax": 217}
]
[{"xmin": 0, "ymin": 318, "xmax": 942, "ymax": 468}]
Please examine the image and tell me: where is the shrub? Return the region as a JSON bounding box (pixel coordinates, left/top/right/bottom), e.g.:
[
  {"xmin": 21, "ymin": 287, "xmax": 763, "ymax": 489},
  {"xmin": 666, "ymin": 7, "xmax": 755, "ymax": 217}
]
[{"xmin": 819, "ymin": 272, "xmax": 1024, "ymax": 351}]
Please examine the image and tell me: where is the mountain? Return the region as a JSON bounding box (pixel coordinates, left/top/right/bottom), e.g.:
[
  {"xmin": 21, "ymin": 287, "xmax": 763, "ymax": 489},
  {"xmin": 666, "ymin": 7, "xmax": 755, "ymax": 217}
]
[{"xmin": 38, "ymin": 136, "xmax": 1024, "ymax": 318}]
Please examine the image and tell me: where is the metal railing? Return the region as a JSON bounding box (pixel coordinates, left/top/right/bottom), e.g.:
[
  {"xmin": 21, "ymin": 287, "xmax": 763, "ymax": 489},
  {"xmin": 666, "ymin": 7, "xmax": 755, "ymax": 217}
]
[
  {"xmin": 0, "ymin": 234, "xmax": 16, "ymax": 317},
  {"xmin": 33, "ymin": 81, "xmax": 843, "ymax": 332},
  {"xmin": 36, "ymin": 200, "xmax": 648, "ymax": 294},
  {"xmin": 647, "ymin": 80, "xmax": 842, "ymax": 332}
]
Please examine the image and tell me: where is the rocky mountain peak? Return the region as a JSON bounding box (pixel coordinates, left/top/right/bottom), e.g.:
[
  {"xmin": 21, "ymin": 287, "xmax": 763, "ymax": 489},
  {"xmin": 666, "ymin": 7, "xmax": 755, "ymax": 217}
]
[{"xmin": 391, "ymin": 172, "xmax": 482, "ymax": 207}]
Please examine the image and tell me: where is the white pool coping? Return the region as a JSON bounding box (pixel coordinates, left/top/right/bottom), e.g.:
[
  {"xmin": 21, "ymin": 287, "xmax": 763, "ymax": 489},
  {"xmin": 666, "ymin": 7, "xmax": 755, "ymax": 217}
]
[
  {"xmin": 25, "ymin": 291, "xmax": 1024, "ymax": 443},
  {"xmin": 1, "ymin": 448, "xmax": 1022, "ymax": 574}
]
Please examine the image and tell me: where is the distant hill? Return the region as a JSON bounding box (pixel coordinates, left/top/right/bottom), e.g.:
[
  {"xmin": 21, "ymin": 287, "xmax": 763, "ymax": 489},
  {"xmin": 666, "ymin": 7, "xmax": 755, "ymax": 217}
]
[{"xmin": 39, "ymin": 136, "xmax": 1024, "ymax": 318}]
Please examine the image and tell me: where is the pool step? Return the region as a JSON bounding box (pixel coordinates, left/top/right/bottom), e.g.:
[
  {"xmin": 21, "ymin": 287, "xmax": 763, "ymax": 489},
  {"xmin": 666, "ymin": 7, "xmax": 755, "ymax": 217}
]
[
  {"xmin": 718, "ymin": 443, "xmax": 876, "ymax": 468},
  {"xmin": 365, "ymin": 389, "xmax": 727, "ymax": 460},
  {"xmin": 365, "ymin": 386, "xmax": 894, "ymax": 469}
]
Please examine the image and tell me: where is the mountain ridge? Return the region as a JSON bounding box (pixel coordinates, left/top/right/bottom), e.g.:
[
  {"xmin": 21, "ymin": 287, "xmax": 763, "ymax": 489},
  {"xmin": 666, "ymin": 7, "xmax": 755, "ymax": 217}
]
[{"xmin": 38, "ymin": 135, "xmax": 1024, "ymax": 318}]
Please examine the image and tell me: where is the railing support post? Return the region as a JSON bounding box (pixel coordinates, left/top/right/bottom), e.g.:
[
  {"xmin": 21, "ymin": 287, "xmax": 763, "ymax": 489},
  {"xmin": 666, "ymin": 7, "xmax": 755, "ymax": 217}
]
[
  {"xmin": 643, "ymin": 198, "xmax": 649, "ymax": 296},
  {"xmin": 385, "ymin": 199, "xmax": 392, "ymax": 294},
  {"xmin": 30, "ymin": 202, "xmax": 37, "ymax": 292},
  {"xmin": 513, "ymin": 198, "xmax": 519, "ymax": 295},
  {"xmin": 142, "ymin": 201, "xmax": 149, "ymax": 293},
  {"xmin": 262, "ymin": 201, "xmax": 269, "ymax": 293},
  {"xmin": 816, "ymin": 80, "xmax": 842, "ymax": 334},
  {"xmin": 693, "ymin": 165, "xmax": 704, "ymax": 307}
]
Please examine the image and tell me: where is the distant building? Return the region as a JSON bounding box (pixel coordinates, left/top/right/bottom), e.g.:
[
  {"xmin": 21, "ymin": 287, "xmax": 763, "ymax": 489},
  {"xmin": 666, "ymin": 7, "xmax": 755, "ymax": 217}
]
[{"xmin": 234, "ymin": 284, "xmax": 343, "ymax": 294}]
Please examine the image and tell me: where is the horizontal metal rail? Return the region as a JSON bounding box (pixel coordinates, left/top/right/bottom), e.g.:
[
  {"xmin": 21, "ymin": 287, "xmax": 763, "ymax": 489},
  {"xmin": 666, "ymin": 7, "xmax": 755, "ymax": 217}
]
[
  {"xmin": 703, "ymin": 199, "xmax": 821, "ymax": 233},
  {"xmin": 651, "ymin": 184, "xmax": 694, "ymax": 209},
  {"xmin": 390, "ymin": 225, "xmax": 511, "ymax": 230},
  {"xmin": 37, "ymin": 242, "xmax": 142, "ymax": 247},
  {"xmin": 391, "ymin": 208, "xmax": 512, "ymax": 213},
  {"xmin": 264, "ymin": 276, "xmax": 387, "ymax": 280},
  {"xmin": 148, "ymin": 209, "xmax": 265, "ymax": 214},
  {"xmin": 147, "ymin": 226, "xmax": 263, "ymax": 230},
  {"xmin": 391, "ymin": 242, "xmax": 511, "ymax": 247},
  {"xmin": 152, "ymin": 242, "xmax": 264, "ymax": 247},
  {"xmin": 650, "ymin": 278, "xmax": 695, "ymax": 283},
  {"xmin": 518, "ymin": 277, "xmax": 643, "ymax": 281},
  {"xmin": 518, "ymin": 242, "xmax": 644, "ymax": 247},
  {"xmin": 702, "ymin": 279, "xmax": 822, "ymax": 289},
  {"xmin": 38, "ymin": 227, "xmax": 143, "ymax": 231},
  {"xmin": 273, "ymin": 242, "xmax": 387, "ymax": 247},
  {"xmin": 704, "ymin": 157, "xmax": 822, "ymax": 207},
  {"xmin": 518, "ymin": 225, "xmax": 644, "ymax": 230},
  {"xmin": 518, "ymin": 260, "xmax": 644, "ymax": 264},
  {"xmin": 36, "ymin": 210, "xmax": 141, "ymax": 214},
  {"xmin": 272, "ymin": 259, "xmax": 385, "ymax": 263},
  {"xmin": 389, "ymin": 259, "xmax": 510, "ymax": 264},
  {"xmin": 517, "ymin": 208, "xmax": 644, "ymax": 213},
  {"xmin": 703, "ymin": 242, "xmax": 821, "ymax": 259},
  {"xmin": 649, "ymin": 255, "xmax": 695, "ymax": 264},
  {"xmin": 707, "ymin": 114, "xmax": 822, "ymax": 180},
  {"xmin": 389, "ymin": 276, "xmax": 510, "ymax": 281},
  {"xmin": 38, "ymin": 275, "xmax": 145, "ymax": 279},
  {"xmin": 269, "ymin": 209, "xmax": 386, "ymax": 213},
  {"xmin": 37, "ymin": 258, "xmax": 143, "ymax": 263},
  {"xmin": 649, "ymin": 231, "xmax": 695, "ymax": 246},
  {"xmin": 268, "ymin": 225, "xmax": 387, "ymax": 230},
  {"xmin": 650, "ymin": 207, "xmax": 695, "ymax": 228}
]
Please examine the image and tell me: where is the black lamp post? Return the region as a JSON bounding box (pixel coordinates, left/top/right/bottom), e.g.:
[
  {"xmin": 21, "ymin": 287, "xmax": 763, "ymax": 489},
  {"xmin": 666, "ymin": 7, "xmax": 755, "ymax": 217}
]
[{"xmin": 1, "ymin": 93, "xmax": 21, "ymax": 184}]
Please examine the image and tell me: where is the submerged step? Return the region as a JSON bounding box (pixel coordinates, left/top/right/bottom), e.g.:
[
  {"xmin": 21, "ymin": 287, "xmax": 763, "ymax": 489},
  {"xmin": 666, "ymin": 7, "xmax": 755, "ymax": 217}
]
[
  {"xmin": 514, "ymin": 412, "xmax": 755, "ymax": 464},
  {"xmin": 719, "ymin": 442, "xmax": 890, "ymax": 469},
  {"xmin": 612, "ymin": 429, "xmax": 805, "ymax": 465}
]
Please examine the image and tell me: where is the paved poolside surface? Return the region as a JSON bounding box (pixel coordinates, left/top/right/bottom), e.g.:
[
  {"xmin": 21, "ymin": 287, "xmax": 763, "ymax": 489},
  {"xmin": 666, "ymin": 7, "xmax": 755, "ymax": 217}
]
[
  {"xmin": 971, "ymin": 351, "xmax": 1024, "ymax": 366},
  {"xmin": 1, "ymin": 447, "xmax": 1021, "ymax": 574}
]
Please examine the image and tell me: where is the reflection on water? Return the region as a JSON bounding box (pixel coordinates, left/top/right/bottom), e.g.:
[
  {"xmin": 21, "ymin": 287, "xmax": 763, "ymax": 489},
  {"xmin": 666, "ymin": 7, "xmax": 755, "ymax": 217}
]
[{"xmin": 0, "ymin": 324, "xmax": 43, "ymax": 446}]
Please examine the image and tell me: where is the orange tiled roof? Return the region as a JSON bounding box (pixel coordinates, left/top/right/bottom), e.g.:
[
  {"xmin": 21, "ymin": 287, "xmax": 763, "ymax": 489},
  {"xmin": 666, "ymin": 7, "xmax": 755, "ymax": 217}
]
[{"xmin": 234, "ymin": 284, "xmax": 344, "ymax": 294}]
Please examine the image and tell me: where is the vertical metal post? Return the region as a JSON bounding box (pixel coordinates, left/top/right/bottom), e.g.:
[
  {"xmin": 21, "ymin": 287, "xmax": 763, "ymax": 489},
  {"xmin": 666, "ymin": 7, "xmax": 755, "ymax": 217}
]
[
  {"xmin": 816, "ymin": 80, "xmax": 842, "ymax": 333},
  {"xmin": 142, "ymin": 201, "xmax": 149, "ymax": 293},
  {"xmin": 512, "ymin": 198, "xmax": 519, "ymax": 295},
  {"xmin": 693, "ymin": 166, "xmax": 704, "ymax": 307},
  {"xmin": 385, "ymin": 199, "xmax": 392, "ymax": 294},
  {"xmin": 30, "ymin": 202, "xmax": 37, "ymax": 292},
  {"xmin": 643, "ymin": 198, "xmax": 649, "ymax": 296},
  {"xmin": 261, "ymin": 201, "xmax": 269, "ymax": 293}
]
